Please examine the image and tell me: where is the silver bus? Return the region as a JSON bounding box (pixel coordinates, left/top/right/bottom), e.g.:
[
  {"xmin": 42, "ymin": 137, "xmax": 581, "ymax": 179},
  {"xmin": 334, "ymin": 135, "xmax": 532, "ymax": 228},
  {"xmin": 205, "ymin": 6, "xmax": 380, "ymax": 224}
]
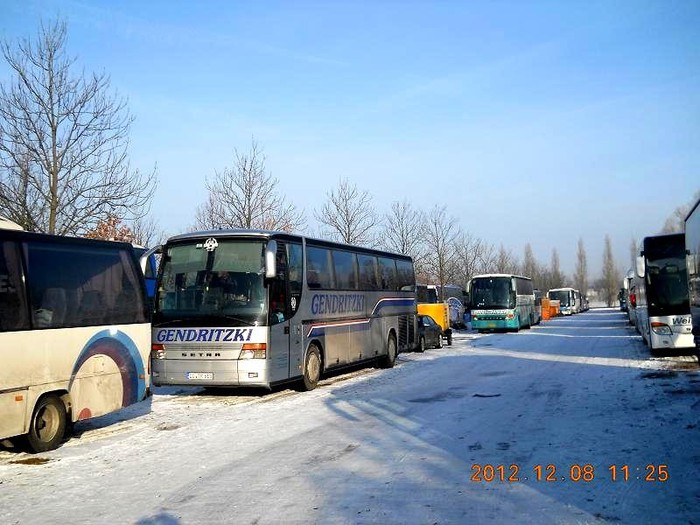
[
  {"xmin": 634, "ymin": 233, "xmax": 694, "ymax": 352},
  {"xmin": 148, "ymin": 230, "xmax": 417, "ymax": 390}
]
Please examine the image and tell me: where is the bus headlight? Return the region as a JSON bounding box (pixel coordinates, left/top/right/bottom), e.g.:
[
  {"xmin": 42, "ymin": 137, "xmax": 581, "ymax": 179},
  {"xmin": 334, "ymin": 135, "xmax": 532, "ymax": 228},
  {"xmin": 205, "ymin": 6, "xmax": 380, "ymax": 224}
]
[
  {"xmin": 650, "ymin": 322, "xmax": 672, "ymax": 335},
  {"xmin": 151, "ymin": 343, "xmax": 166, "ymax": 360},
  {"xmin": 239, "ymin": 343, "xmax": 266, "ymax": 359},
  {"xmin": 506, "ymin": 312, "xmax": 515, "ymax": 320}
]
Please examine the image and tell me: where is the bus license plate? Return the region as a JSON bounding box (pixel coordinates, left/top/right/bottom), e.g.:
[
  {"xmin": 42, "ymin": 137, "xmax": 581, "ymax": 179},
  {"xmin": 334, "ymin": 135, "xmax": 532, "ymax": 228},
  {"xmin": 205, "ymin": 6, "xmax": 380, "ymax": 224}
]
[
  {"xmin": 487, "ymin": 323, "xmax": 496, "ymax": 328},
  {"xmin": 186, "ymin": 372, "xmax": 213, "ymax": 380}
]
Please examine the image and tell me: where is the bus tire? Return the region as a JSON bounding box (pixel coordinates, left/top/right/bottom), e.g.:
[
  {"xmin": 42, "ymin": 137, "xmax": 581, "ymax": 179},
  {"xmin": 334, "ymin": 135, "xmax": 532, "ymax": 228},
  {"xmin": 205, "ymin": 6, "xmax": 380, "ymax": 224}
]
[
  {"xmin": 380, "ymin": 335, "xmax": 397, "ymax": 369},
  {"xmin": 418, "ymin": 336, "xmax": 426, "ymax": 353},
  {"xmin": 26, "ymin": 394, "xmax": 67, "ymax": 453},
  {"xmin": 301, "ymin": 344, "xmax": 322, "ymax": 391},
  {"xmin": 446, "ymin": 332, "xmax": 453, "ymax": 346}
]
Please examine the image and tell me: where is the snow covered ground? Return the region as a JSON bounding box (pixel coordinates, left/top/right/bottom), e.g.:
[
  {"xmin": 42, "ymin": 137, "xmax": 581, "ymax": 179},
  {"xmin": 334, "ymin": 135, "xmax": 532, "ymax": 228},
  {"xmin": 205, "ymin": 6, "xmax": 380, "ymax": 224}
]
[{"xmin": 1, "ymin": 308, "xmax": 698, "ymax": 524}]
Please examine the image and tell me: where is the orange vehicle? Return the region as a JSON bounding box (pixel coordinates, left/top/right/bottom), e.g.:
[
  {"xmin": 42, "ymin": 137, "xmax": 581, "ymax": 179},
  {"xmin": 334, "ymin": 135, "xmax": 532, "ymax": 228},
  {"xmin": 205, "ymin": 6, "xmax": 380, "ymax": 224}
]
[{"xmin": 416, "ymin": 284, "xmax": 452, "ymax": 345}]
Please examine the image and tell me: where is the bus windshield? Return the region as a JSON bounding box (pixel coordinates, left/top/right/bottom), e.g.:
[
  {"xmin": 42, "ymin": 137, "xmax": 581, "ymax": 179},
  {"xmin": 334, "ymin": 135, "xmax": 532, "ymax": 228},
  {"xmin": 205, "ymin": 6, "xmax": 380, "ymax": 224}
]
[
  {"xmin": 548, "ymin": 290, "xmax": 571, "ymax": 306},
  {"xmin": 471, "ymin": 277, "xmax": 513, "ymax": 309},
  {"xmin": 154, "ymin": 240, "xmax": 267, "ymax": 326},
  {"xmin": 645, "ymin": 245, "xmax": 688, "ymax": 314}
]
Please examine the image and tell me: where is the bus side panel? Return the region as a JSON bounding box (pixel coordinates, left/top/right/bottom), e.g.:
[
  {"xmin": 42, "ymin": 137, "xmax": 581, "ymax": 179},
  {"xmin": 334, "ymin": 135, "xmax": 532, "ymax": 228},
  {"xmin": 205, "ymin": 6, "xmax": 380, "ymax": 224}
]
[{"xmin": 0, "ymin": 390, "xmax": 28, "ymax": 441}]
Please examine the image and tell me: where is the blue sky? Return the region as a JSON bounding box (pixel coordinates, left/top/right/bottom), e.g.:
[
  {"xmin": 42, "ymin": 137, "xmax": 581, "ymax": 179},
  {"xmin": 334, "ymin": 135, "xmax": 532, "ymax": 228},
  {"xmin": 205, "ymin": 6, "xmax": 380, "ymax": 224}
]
[{"xmin": 1, "ymin": 0, "xmax": 699, "ymax": 277}]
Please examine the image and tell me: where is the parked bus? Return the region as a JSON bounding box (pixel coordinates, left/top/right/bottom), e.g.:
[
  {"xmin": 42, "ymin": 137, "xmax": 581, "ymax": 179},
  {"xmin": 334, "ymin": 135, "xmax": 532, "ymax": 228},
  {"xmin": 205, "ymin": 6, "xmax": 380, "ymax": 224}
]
[
  {"xmin": 547, "ymin": 287, "xmax": 577, "ymax": 315},
  {"xmin": 634, "ymin": 233, "xmax": 694, "ymax": 352},
  {"xmin": 468, "ymin": 274, "xmax": 536, "ymax": 332},
  {"xmin": 148, "ymin": 229, "xmax": 417, "ymax": 391},
  {"xmin": 684, "ymin": 198, "xmax": 700, "ymax": 349},
  {"xmin": 0, "ymin": 225, "xmax": 151, "ymax": 452}
]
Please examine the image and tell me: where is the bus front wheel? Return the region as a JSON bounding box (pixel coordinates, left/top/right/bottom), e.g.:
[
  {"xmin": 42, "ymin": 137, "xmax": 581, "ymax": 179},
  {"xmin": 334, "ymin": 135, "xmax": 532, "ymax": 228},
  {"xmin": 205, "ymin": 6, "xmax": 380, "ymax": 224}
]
[
  {"xmin": 302, "ymin": 345, "xmax": 322, "ymax": 391},
  {"xmin": 26, "ymin": 394, "xmax": 67, "ymax": 453}
]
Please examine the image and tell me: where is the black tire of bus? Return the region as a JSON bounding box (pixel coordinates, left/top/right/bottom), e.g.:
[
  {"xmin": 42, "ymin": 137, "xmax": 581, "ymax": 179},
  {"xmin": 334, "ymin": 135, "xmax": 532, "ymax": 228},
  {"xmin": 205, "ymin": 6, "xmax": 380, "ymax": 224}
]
[
  {"xmin": 418, "ymin": 336, "xmax": 426, "ymax": 353},
  {"xmin": 446, "ymin": 332, "xmax": 452, "ymax": 346},
  {"xmin": 380, "ymin": 335, "xmax": 397, "ymax": 368},
  {"xmin": 25, "ymin": 394, "xmax": 67, "ymax": 453},
  {"xmin": 301, "ymin": 344, "xmax": 322, "ymax": 391}
]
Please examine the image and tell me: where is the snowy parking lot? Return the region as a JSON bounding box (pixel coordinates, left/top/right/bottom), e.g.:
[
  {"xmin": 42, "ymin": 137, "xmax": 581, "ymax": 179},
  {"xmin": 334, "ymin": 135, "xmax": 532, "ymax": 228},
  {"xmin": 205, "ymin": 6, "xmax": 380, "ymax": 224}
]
[{"xmin": 1, "ymin": 308, "xmax": 698, "ymax": 524}]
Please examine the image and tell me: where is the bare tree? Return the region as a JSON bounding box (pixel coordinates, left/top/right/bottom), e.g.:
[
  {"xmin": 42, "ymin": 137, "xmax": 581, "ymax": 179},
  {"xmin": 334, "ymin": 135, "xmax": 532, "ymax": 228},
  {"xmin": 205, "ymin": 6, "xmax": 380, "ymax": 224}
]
[
  {"xmin": 422, "ymin": 205, "xmax": 460, "ymax": 300},
  {"xmin": 380, "ymin": 199, "xmax": 426, "ymax": 273},
  {"xmin": 315, "ymin": 178, "xmax": 377, "ymax": 245},
  {"xmin": 661, "ymin": 190, "xmax": 700, "ymax": 233},
  {"xmin": 549, "ymin": 248, "xmax": 564, "ymax": 288},
  {"xmin": 602, "ymin": 235, "xmax": 620, "ymax": 306},
  {"xmin": 629, "ymin": 237, "xmax": 638, "ymax": 270},
  {"xmin": 194, "ymin": 139, "xmax": 305, "ymax": 232},
  {"xmin": 522, "ymin": 243, "xmax": 539, "ymax": 281},
  {"xmin": 494, "ymin": 244, "xmax": 520, "ymax": 275},
  {"xmin": 574, "ymin": 238, "xmax": 588, "ymax": 296},
  {"xmin": 453, "ymin": 233, "xmax": 491, "ymax": 289},
  {"xmin": 129, "ymin": 215, "xmax": 166, "ymax": 248},
  {"xmin": 0, "ymin": 19, "xmax": 156, "ymax": 235}
]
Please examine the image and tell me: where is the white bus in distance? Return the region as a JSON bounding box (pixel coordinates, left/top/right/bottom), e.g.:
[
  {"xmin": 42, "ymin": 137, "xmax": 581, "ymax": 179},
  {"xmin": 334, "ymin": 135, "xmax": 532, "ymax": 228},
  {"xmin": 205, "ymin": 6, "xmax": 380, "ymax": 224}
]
[
  {"xmin": 547, "ymin": 288, "xmax": 579, "ymax": 315},
  {"xmin": 148, "ymin": 229, "xmax": 417, "ymax": 391},
  {"xmin": 0, "ymin": 222, "xmax": 151, "ymax": 452}
]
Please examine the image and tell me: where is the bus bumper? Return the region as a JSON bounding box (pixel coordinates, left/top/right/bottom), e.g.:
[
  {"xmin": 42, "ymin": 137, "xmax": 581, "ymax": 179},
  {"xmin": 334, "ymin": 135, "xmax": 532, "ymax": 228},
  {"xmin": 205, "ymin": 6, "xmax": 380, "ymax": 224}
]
[{"xmin": 151, "ymin": 359, "xmax": 270, "ymax": 387}]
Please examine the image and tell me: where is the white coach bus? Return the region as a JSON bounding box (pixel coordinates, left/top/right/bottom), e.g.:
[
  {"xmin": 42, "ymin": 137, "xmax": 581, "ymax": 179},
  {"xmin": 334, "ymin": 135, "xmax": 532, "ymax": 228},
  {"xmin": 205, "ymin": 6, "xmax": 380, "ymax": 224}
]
[
  {"xmin": 634, "ymin": 232, "xmax": 694, "ymax": 352},
  {"xmin": 547, "ymin": 287, "xmax": 578, "ymax": 315},
  {"xmin": 0, "ymin": 223, "xmax": 151, "ymax": 452},
  {"xmin": 148, "ymin": 229, "xmax": 417, "ymax": 391}
]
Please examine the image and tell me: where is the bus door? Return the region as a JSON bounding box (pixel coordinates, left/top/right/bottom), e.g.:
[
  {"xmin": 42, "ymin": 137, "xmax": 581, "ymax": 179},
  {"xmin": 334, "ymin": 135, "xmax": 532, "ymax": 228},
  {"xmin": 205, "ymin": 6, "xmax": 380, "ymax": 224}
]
[{"xmin": 268, "ymin": 241, "xmax": 304, "ymax": 382}]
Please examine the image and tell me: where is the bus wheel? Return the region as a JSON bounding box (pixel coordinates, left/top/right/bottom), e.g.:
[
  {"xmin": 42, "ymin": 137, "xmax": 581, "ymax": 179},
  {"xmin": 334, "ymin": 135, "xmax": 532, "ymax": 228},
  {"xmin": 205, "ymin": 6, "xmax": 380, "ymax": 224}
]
[
  {"xmin": 447, "ymin": 333, "xmax": 453, "ymax": 346},
  {"xmin": 26, "ymin": 395, "xmax": 67, "ymax": 453},
  {"xmin": 302, "ymin": 345, "xmax": 322, "ymax": 391},
  {"xmin": 380, "ymin": 335, "xmax": 397, "ymax": 368},
  {"xmin": 418, "ymin": 336, "xmax": 426, "ymax": 353}
]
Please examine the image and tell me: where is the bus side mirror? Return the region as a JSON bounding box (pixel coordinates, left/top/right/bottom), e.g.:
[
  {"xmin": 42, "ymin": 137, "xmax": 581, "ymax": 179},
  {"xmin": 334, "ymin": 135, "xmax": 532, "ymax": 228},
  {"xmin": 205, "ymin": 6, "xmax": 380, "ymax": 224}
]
[
  {"xmin": 265, "ymin": 240, "xmax": 277, "ymax": 279},
  {"xmin": 635, "ymin": 255, "xmax": 645, "ymax": 278},
  {"xmin": 140, "ymin": 245, "xmax": 161, "ymax": 275}
]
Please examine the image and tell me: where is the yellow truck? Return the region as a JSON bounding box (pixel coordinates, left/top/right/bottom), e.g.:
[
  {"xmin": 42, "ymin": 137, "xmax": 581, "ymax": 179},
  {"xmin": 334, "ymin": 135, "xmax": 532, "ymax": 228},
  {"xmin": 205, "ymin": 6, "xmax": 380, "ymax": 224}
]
[{"xmin": 416, "ymin": 285, "xmax": 452, "ymax": 346}]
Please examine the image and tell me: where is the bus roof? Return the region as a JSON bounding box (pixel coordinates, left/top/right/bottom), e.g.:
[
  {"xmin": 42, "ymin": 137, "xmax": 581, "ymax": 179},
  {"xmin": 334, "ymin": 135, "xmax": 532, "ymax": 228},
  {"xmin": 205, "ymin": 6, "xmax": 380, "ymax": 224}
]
[
  {"xmin": 470, "ymin": 273, "xmax": 532, "ymax": 280},
  {"xmin": 165, "ymin": 228, "xmax": 413, "ymax": 261},
  {"xmin": 0, "ymin": 216, "xmax": 23, "ymax": 230}
]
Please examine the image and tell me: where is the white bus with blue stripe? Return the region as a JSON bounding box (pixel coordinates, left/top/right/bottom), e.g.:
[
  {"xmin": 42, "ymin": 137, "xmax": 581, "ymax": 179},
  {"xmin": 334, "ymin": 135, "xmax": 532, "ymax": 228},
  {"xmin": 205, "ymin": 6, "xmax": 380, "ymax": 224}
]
[
  {"xmin": 0, "ymin": 224, "xmax": 151, "ymax": 452},
  {"xmin": 149, "ymin": 230, "xmax": 417, "ymax": 390}
]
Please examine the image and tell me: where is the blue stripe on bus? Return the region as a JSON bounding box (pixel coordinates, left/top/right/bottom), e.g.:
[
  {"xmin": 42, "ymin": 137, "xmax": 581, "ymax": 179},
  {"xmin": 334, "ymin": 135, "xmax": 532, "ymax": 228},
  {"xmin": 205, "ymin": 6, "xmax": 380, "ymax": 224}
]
[{"xmin": 306, "ymin": 296, "xmax": 415, "ymax": 338}]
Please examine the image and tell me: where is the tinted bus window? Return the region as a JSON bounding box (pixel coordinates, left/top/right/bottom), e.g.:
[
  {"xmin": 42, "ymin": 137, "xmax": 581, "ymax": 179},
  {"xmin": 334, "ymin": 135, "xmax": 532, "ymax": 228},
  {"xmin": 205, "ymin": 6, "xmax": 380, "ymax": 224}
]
[
  {"xmin": 26, "ymin": 242, "xmax": 146, "ymax": 328},
  {"xmin": 306, "ymin": 246, "xmax": 334, "ymax": 289},
  {"xmin": 396, "ymin": 259, "xmax": 415, "ymax": 291},
  {"xmin": 0, "ymin": 241, "xmax": 29, "ymax": 331},
  {"xmin": 378, "ymin": 257, "xmax": 397, "ymax": 290},
  {"xmin": 357, "ymin": 254, "xmax": 379, "ymax": 290},
  {"xmin": 333, "ymin": 250, "xmax": 358, "ymax": 290}
]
